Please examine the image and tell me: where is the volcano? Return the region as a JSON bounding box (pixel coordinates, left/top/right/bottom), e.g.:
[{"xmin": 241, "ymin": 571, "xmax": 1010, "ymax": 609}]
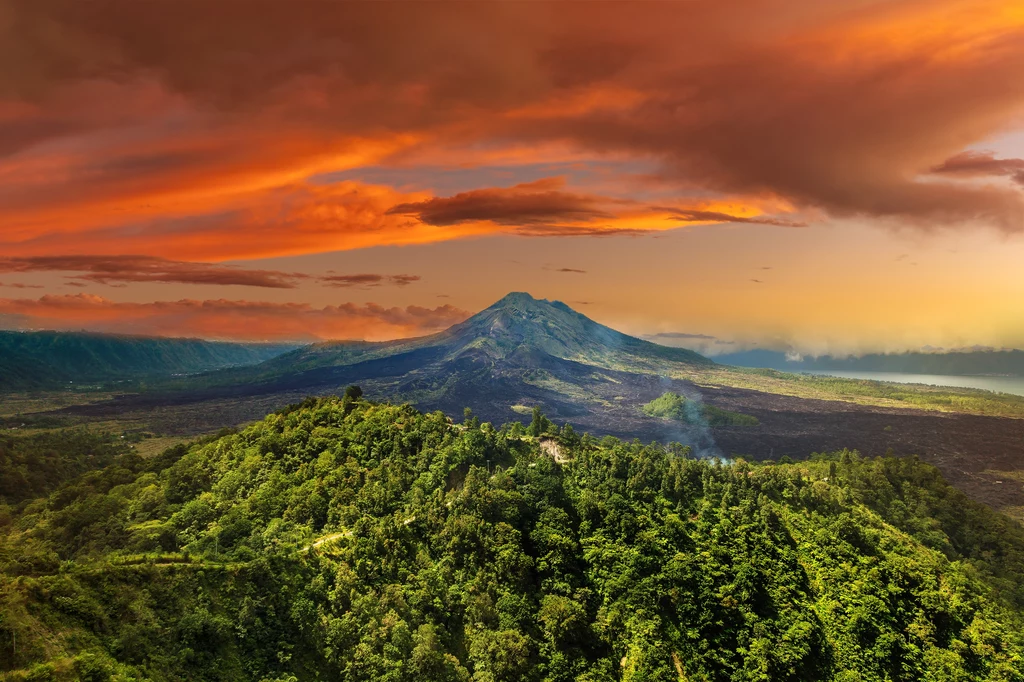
[
  {"xmin": 119, "ymin": 293, "xmax": 720, "ymax": 443},
  {"xmin": 259, "ymin": 291, "xmax": 710, "ymax": 374}
]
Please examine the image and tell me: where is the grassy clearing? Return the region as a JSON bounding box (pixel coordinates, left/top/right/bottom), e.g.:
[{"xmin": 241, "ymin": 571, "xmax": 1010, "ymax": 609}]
[
  {"xmin": 661, "ymin": 366, "xmax": 1024, "ymax": 419},
  {"xmin": 0, "ymin": 390, "xmax": 121, "ymax": 419},
  {"xmin": 641, "ymin": 391, "xmax": 759, "ymax": 427}
]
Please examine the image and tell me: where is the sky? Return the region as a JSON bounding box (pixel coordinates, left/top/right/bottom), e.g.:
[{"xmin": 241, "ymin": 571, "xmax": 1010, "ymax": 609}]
[{"xmin": 1, "ymin": 0, "xmax": 1023, "ymax": 354}]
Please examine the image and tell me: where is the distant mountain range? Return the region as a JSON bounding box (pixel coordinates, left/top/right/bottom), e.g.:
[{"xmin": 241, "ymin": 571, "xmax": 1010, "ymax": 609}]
[
  {"xmin": 0, "ymin": 331, "xmax": 297, "ymax": 390},
  {"xmin": 716, "ymin": 348, "xmax": 1024, "ymax": 377}
]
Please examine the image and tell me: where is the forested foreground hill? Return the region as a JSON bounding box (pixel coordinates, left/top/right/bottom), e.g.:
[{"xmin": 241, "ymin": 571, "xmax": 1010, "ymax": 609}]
[{"xmin": 3, "ymin": 398, "xmax": 1024, "ymax": 681}]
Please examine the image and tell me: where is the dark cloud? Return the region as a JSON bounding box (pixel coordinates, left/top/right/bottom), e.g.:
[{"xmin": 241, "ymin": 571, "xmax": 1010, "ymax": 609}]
[
  {"xmin": 511, "ymin": 225, "xmax": 646, "ymax": 238},
  {"xmin": 642, "ymin": 330, "xmax": 738, "ymax": 352},
  {"xmin": 318, "ymin": 274, "xmax": 386, "ymax": 287},
  {"xmin": 318, "ymin": 274, "xmax": 421, "ymax": 288},
  {"xmin": 750, "ymin": 279, "xmax": 764, "ymax": 284},
  {"xmin": 0, "ymin": 282, "xmax": 44, "ymax": 289},
  {"xmin": 386, "ymin": 178, "xmax": 616, "ymax": 227},
  {"xmin": 646, "ymin": 332, "xmax": 718, "ymax": 341},
  {"xmin": 0, "ymin": 255, "xmax": 305, "ymax": 288},
  {"xmin": 931, "ymin": 151, "xmax": 1024, "ymax": 187},
  {"xmin": 556, "ymin": 268, "xmax": 587, "ymax": 274},
  {"xmin": 661, "ymin": 209, "xmax": 808, "ymax": 228}
]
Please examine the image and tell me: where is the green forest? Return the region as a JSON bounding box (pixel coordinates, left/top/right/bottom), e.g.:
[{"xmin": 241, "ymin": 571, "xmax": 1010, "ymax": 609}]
[
  {"xmin": 3, "ymin": 393, "xmax": 1024, "ymax": 681},
  {"xmin": 0, "ymin": 431, "xmax": 130, "ymax": 506}
]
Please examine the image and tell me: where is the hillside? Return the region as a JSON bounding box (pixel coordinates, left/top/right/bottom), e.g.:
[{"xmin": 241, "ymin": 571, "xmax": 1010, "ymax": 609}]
[
  {"xmin": 3, "ymin": 396, "xmax": 1024, "ymax": 681},
  {"xmin": 0, "ymin": 430, "xmax": 130, "ymax": 505},
  {"xmin": 717, "ymin": 348, "xmax": 1024, "ymax": 377},
  {"xmin": 0, "ymin": 331, "xmax": 298, "ymax": 390}
]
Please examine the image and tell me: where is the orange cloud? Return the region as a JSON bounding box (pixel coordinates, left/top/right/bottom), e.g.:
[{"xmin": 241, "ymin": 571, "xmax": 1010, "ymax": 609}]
[
  {"xmin": 0, "ymin": 173, "xmax": 795, "ymax": 259},
  {"xmin": 0, "ymin": 294, "xmax": 468, "ymax": 342},
  {"xmin": 320, "ymin": 274, "xmax": 420, "ymax": 288},
  {"xmin": 386, "ymin": 177, "xmax": 618, "ymax": 227},
  {"xmin": 0, "ymin": 0, "xmax": 1022, "ymax": 267}
]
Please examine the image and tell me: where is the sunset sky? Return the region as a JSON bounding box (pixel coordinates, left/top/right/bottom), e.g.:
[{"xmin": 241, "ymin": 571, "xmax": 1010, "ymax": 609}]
[{"xmin": 1, "ymin": 0, "xmax": 1023, "ymax": 354}]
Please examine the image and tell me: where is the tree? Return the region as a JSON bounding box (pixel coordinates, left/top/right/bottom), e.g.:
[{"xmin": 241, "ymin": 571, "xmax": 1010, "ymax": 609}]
[
  {"xmin": 530, "ymin": 406, "xmax": 544, "ymax": 437},
  {"xmin": 7, "ymin": 395, "xmax": 1024, "ymax": 681},
  {"xmin": 559, "ymin": 423, "xmax": 580, "ymax": 448},
  {"xmin": 342, "ymin": 385, "xmax": 363, "ymax": 415}
]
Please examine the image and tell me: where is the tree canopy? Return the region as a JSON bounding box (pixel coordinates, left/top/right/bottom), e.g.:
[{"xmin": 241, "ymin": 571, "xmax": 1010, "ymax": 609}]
[{"xmin": 2, "ymin": 396, "xmax": 1024, "ymax": 681}]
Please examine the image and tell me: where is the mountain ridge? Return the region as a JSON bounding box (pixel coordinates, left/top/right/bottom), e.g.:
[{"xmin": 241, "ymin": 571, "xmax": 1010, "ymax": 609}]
[{"xmin": 0, "ymin": 330, "xmax": 298, "ymax": 390}]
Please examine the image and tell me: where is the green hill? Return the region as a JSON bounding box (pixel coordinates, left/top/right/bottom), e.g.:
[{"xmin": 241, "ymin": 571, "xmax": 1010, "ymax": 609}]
[
  {"xmin": 3, "ymin": 396, "xmax": 1024, "ymax": 681},
  {"xmin": 0, "ymin": 331, "xmax": 298, "ymax": 390},
  {"xmin": 0, "ymin": 430, "xmax": 130, "ymax": 505}
]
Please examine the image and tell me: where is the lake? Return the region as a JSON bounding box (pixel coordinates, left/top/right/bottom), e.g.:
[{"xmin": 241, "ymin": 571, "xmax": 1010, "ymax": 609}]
[{"xmin": 803, "ymin": 370, "xmax": 1024, "ymax": 397}]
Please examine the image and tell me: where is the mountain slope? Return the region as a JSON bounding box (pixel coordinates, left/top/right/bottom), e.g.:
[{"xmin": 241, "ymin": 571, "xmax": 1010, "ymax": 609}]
[
  {"xmin": 147, "ymin": 293, "xmax": 717, "ymax": 442},
  {"xmin": 3, "ymin": 397, "xmax": 1024, "ymax": 681},
  {"xmin": 68, "ymin": 293, "xmax": 720, "ymax": 445},
  {"xmin": 255, "ymin": 292, "xmax": 710, "ymax": 374},
  {"xmin": 442, "ymin": 292, "xmax": 710, "ymax": 366},
  {"xmin": 0, "ymin": 331, "xmax": 298, "ymax": 390}
]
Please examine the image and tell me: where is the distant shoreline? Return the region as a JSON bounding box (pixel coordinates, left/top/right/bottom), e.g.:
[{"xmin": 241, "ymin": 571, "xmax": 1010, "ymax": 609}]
[{"xmin": 799, "ymin": 369, "xmax": 1024, "ymax": 397}]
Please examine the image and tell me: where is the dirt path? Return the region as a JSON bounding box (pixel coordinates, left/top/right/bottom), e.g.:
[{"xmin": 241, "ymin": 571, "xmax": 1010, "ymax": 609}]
[{"xmin": 301, "ymin": 531, "xmax": 350, "ymax": 552}]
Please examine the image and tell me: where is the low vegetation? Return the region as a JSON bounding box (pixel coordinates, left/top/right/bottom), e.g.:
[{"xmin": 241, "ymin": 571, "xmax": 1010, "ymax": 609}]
[
  {"xmin": 687, "ymin": 367, "xmax": 1024, "ymax": 419},
  {"xmin": 642, "ymin": 391, "xmax": 760, "ymax": 427},
  {"xmin": 3, "ymin": 394, "xmax": 1024, "ymax": 681}
]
